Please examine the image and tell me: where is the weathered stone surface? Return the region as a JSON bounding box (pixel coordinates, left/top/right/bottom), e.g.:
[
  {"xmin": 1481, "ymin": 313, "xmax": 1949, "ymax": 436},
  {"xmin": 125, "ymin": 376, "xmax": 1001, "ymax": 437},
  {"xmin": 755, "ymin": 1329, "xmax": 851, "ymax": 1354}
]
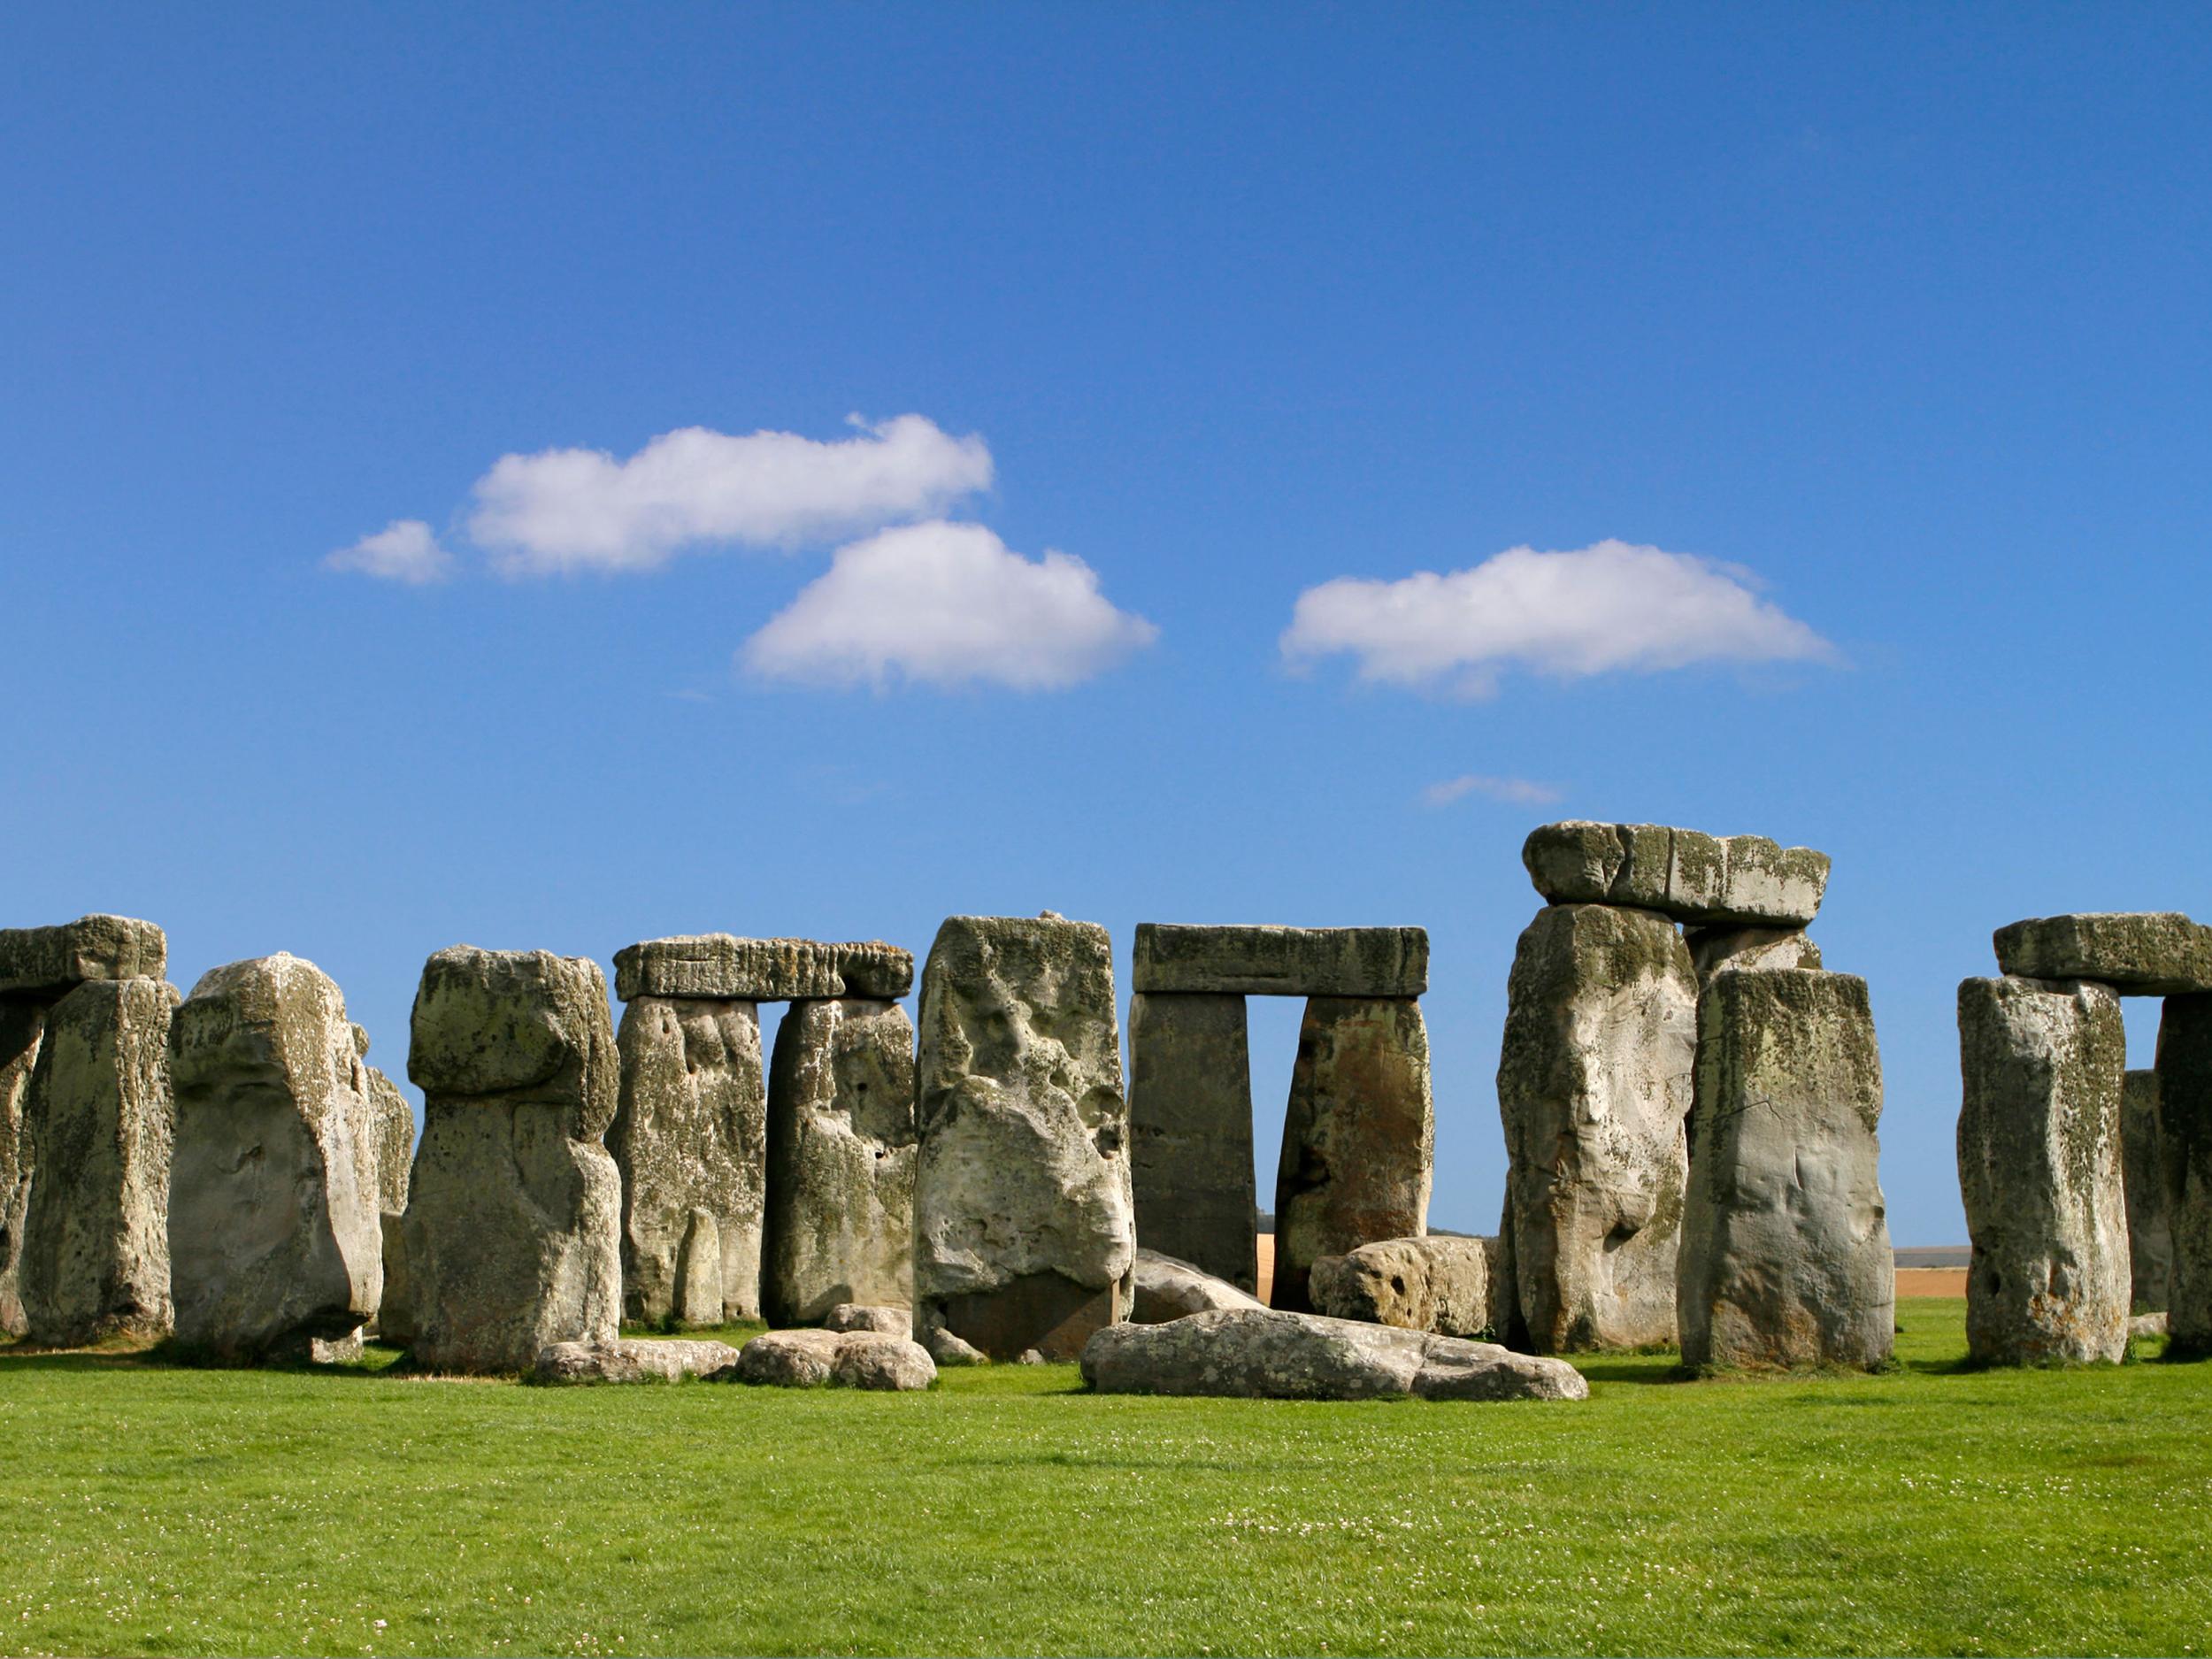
[
  {"xmin": 764, "ymin": 997, "xmax": 917, "ymax": 1326},
  {"xmin": 1128, "ymin": 993, "xmax": 1256, "ymax": 1291},
  {"xmin": 1497, "ymin": 904, "xmax": 1697, "ymax": 1352},
  {"xmin": 1271, "ymin": 998, "xmax": 1432, "ymax": 1312},
  {"xmin": 19, "ymin": 978, "xmax": 175, "ymax": 1346},
  {"xmin": 610, "ymin": 995, "xmax": 765, "ymax": 1325},
  {"xmin": 1523, "ymin": 823, "xmax": 1828, "ymax": 927},
  {"xmin": 168, "ymin": 955, "xmax": 383, "ymax": 1361},
  {"xmin": 377, "ymin": 1210, "xmax": 412, "ymax": 1345},
  {"xmin": 1309, "ymin": 1235, "xmax": 1496, "ymax": 1338},
  {"xmin": 1957, "ymin": 976, "xmax": 2129, "ymax": 1365},
  {"xmin": 921, "ymin": 1323, "xmax": 987, "ymax": 1366},
  {"xmin": 402, "ymin": 948, "xmax": 621, "ymax": 1372},
  {"xmin": 1993, "ymin": 913, "xmax": 2212, "ymax": 996},
  {"xmin": 2130, "ymin": 1310, "xmax": 2169, "ymax": 1339},
  {"xmin": 833, "ymin": 1333, "xmax": 936, "ymax": 1390},
  {"xmin": 913, "ymin": 914, "xmax": 1133, "ymax": 1359},
  {"xmin": 1131, "ymin": 926, "xmax": 1428, "ymax": 998},
  {"xmin": 1132, "ymin": 1248, "xmax": 1267, "ymax": 1323},
  {"xmin": 2154, "ymin": 995, "xmax": 2212, "ymax": 1355},
  {"xmin": 0, "ymin": 996, "xmax": 45, "ymax": 1337},
  {"xmin": 1079, "ymin": 1308, "xmax": 1586, "ymax": 1402},
  {"xmin": 1678, "ymin": 970, "xmax": 1893, "ymax": 1371},
  {"xmin": 532, "ymin": 1336, "xmax": 741, "ymax": 1384},
  {"xmin": 2123, "ymin": 1070, "xmax": 2170, "ymax": 1312},
  {"xmin": 613, "ymin": 936, "xmax": 914, "ymax": 1004},
  {"xmin": 824, "ymin": 1302, "xmax": 911, "ymax": 1336},
  {"xmin": 1686, "ymin": 926, "xmax": 1823, "ymax": 982},
  {"xmin": 0, "ymin": 915, "xmax": 167, "ymax": 997},
  {"xmin": 352, "ymin": 1024, "xmax": 415, "ymax": 1215},
  {"xmin": 730, "ymin": 1326, "xmax": 935, "ymax": 1389}
]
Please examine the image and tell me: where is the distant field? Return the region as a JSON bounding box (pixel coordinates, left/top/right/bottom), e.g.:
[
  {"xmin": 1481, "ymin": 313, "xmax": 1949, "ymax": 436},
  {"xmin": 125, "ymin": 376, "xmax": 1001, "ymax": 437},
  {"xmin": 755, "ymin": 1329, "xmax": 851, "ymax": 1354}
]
[{"xmin": 1, "ymin": 1300, "xmax": 2204, "ymax": 1657}]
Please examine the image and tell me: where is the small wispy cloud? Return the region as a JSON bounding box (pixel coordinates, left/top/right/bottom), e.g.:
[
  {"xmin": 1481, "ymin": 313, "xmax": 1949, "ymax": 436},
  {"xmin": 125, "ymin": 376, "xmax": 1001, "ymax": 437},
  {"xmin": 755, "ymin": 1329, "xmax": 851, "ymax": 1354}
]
[
  {"xmin": 1422, "ymin": 774, "xmax": 1563, "ymax": 810},
  {"xmin": 323, "ymin": 519, "xmax": 452, "ymax": 585}
]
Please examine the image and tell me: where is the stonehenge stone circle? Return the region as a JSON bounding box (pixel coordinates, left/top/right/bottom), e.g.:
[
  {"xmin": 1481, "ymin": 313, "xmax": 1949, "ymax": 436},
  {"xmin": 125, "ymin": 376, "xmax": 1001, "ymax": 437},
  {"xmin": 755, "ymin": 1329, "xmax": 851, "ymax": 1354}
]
[
  {"xmin": 1308, "ymin": 1235, "xmax": 1497, "ymax": 1339},
  {"xmin": 1127, "ymin": 991, "xmax": 1256, "ymax": 1291},
  {"xmin": 1957, "ymin": 975, "xmax": 2129, "ymax": 1364},
  {"xmin": 1993, "ymin": 913, "xmax": 2212, "ymax": 995},
  {"xmin": 1497, "ymin": 900, "xmax": 1698, "ymax": 1352},
  {"xmin": 1678, "ymin": 969, "xmax": 1893, "ymax": 1371},
  {"xmin": 2123, "ymin": 1069, "xmax": 2170, "ymax": 1312},
  {"xmin": 912, "ymin": 913, "xmax": 1134, "ymax": 1361},
  {"xmin": 2154, "ymin": 995, "xmax": 2212, "ymax": 1355},
  {"xmin": 1522, "ymin": 822, "xmax": 1829, "ymax": 927},
  {"xmin": 764, "ymin": 995, "xmax": 918, "ymax": 1326},
  {"xmin": 403, "ymin": 946, "xmax": 622, "ymax": 1371},
  {"xmin": 168, "ymin": 955, "xmax": 384, "ymax": 1361},
  {"xmin": 1271, "ymin": 996, "xmax": 1433, "ymax": 1312},
  {"xmin": 1130, "ymin": 1247, "xmax": 1266, "ymax": 1323},
  {"xmin": 1132, "ymin": 925, "xmax": 1428, "ymax": 998}
]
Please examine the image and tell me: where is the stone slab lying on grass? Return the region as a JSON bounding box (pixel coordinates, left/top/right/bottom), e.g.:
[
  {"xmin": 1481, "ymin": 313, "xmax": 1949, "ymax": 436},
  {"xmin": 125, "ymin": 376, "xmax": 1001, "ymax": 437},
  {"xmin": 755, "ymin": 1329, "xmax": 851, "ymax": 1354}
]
[
  {"xmin": 1079, "ymin": 1307, "xmax": 1585, "ymax": 1402},
  {"xmin": 824, "ymin": 1303, "xmax": 911, "ymax": 1336},
  {"xmin": 1523, "ymin": 823, "xmax": 1829, "ymax": 926},
  {"xmin": 729, "ymin": 1327, "xmax": 934, "ymax": 1390},
  {"xmin": 532, "ymin": 1337, "xmax": 742, "ymax": 1384},
  {"xmin": 921, "ymin": 1324, "xmax": 987, "ymax": 1366},
  {"xmin": 1308, "ymin": 1235, "xmax": 1495, "ymax": 1338},
  {"xmin": 0, "ymin": 915, "xmax": 167, "ymax": 997},
  {"xmin": 1993, "ymin": 913, "xmax": 2212, "ymax": 996},
  {"xmin": 1131, "ymin": 1248, "xmax": 1266, "ymax": 1323},
  {"xmin": 1130, "ymin": 925, "xmax": 1428, "ymax": 997},
  {"xmin": 613, "ymin": 936, "xmax": 913, "ymax": 1003}
]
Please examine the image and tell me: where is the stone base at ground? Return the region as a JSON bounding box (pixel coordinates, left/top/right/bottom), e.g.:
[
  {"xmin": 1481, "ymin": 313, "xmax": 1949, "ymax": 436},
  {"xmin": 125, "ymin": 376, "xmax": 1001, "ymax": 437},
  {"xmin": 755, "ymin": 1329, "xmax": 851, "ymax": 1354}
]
[
  {"xmin": 921, "ymin": 1324, "xmax": 987, "ymax": 1366},
  {"xmin": 1131, "ymin": 1248, "xmax": 1266, "ymax": 1323},
  {"xmin": 532, "ymin": 1337, "xmax": 741, "ymax": 1384},
  {"xmin": 1308, "ymin": 1235, "xmax": 1496, "ymax": 1338}
]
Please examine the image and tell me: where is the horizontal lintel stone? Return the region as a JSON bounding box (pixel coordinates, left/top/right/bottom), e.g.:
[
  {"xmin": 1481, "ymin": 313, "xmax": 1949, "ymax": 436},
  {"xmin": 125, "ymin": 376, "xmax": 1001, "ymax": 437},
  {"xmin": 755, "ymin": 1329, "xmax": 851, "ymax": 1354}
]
[
  {"xmin": 613, "ymin": 935, "xmax": 913, "ymax": 1003},
  {"xmin": 1131, "ymin": 925, "xmax": 1427, "ymax": 997},
  {"xmin": 1522, "ymin": 821, "xmax": 1829, "ymax": 926},
  {"xmin": 0, "ymin": 914, "xmax": 167, "ymax": 996},
  {"xmin": 1993, "ymin": 912, "xmax": 2212, "ymax": 996}
]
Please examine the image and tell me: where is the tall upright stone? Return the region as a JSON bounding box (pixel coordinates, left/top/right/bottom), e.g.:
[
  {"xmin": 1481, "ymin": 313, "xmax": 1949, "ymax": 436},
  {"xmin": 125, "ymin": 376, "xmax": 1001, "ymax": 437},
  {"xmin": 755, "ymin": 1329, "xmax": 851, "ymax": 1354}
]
[
  {"xmin": 1127, "ymin": 992, "xmax": 1256, "ymax": 1293},
  {"xmin": 2122, "ymin": 1069, "xmax": 2170, "ymax": 1313},
  {"xmin": 403, "ymin": 947, "xmax": 621, "ymax": 1372},
  {"xmin": 1678, "ymin": 969, "xmax": 1892, "ymax": 1371},
  {"xmin": 0, "ymin": 996, "xmax": 45, "ymax": 1337},
  {"xmin": 764, "ymin": 996, "xmax": 918, "ymax": 1325},
  {"xmin": 168, "ymin": 955, "xmax": 383, "ymax": 1361},
  {"xmin": 351, "ymin": 1024, "xmax": 414, "ymax": 1216},
  {"xmin": 1271, "ymin": 997, "xmax": 1432, "ymax": 1312},
  {"xmin": 2154, "ymin": 995, "xmax": 2212, "ymax": 1356},
  {"xmin": 1957, "ymin": 976, "xmax": 2128, "ymax": 1365},
  {"xmin": 913, "ymin": 914, "xmax": 1133, "ymax": 1360},
  {"xmin": 1497, "ymin": 903, "xmax": 1698, "ymax": 1352}
]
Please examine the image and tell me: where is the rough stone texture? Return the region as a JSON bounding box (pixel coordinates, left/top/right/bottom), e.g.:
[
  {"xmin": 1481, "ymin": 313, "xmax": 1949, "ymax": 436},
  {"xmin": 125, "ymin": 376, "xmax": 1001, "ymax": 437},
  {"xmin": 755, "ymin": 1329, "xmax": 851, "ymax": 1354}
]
[
  {"xmin": 402, "ymin": 947, "xmax": 621, "ymax": 1373},
  {"xmin": 913, "ymin": 914, "xmax": 1133, "ymax": 1360},
  {"xmin": 1497, "ymin": 903, "xmax": 1698, "ymax": 1353},
  {"xmin": 1523, "ymin": 823, "xmax": 1829, "ymax": 927},
  {"xmin": 1686, "ymin": 926, "xmax": 1823, "ymax": 983},
  {"xmin": 1131, "ymin": 925, "xmax": 1428, "ymax": 998},
  {"xmin": 824, "ymin": 1302, "xmax": 911, "ymax": 1336},
  {"xmin": 2131, "ymin": 1310, "xmax": 2169, "ymax": 1339},
  {"xmin": 763, "ymin": 997, "xmax": 917, "ymax": 1327},
  {"xmin": 377, "ymin": 1210, "xmax": 412, "ymax": 1345},
  {"xmin": 0, "ymin": 915, "xmax": 167, "ymax": 997},
  {"xmin": 921, "ymin": 1324, "xmax": 987, "ymax": 1366},
  {"xmin": 1271, "ymin": 997, "xmax": 1433, "ymax": 1313},
  {"xmin": 833, "ymin": 1335, "xmax": 936, "ymax": 1391},
  {"xmin": 1079, "ymin": 1308, "xmax": 1587, "ymax": 1402},
  {"xmin": 730, "ymin": 1327, "xmax": 935, "ymax": 1389},
  {"xmin": 2154, "ymin": 995, "xmax": 2212, "ymax": 1355},
  {"xmin": 613, "ymin": 936, "xmax": 914, "ymax": 1004},
  {"xmin": 0, "ymin": 996, "xmax": 46, "ymax": 1337},
  {"xmin": 1127, "ymin": 992, "xmax": 1256, "ymax": 1291},
  {"xmin": 18, "ymin": 978, "xmax": 175, "ymax": 1346},
  {"xmin": 1957, "ymin": 976, "xmax": 2129, "ymax": 1365},
  {"xmin": 1993, "ymin": 913, "xmax": 2212, "ymax": 996},
  {"xmin": 532, "ymin": 1336, "xmax": 741, "ymax": 1385},
  {"xmin": 167, "ymin": 955, "xmax": 384, "ymax": 1362},
  {"xmin": 1131, "ymin": 1248, "xmax": 1267, "ymax": 1323},
  {"xmin": 351, "ymin": 1025, "xmax": 415, "ymax": 1216},
  {"xmin": 2123, "ymin": 1069, "xmax": 2170, "ymax": 1312},
  {"xmin": 610, "ymin": 995, "xmax": 766, "ymax": 1325},
  {"xmin": 1308, "ymin": 1236, "xmax": 1496, "ymax": 1338},
  {"xmin": 1678, "ymin": 970, "xmax": 1893, "ymax": 1371}
]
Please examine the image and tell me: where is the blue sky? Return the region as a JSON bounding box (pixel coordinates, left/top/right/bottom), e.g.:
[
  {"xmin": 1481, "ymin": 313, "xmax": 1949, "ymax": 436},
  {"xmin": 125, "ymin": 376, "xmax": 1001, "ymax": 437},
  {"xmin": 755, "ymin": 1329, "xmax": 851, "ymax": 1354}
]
[{"xmin": 5, "ymin": 5, "xmax": 2208, "ymax": 1242}]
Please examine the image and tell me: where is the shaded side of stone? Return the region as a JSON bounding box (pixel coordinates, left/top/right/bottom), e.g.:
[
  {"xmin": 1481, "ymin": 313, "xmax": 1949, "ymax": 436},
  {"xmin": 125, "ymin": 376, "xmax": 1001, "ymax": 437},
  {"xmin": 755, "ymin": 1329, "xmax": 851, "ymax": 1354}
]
[
  {"xmin": 0, "ymin": 995, "xmax": 48, "ymax": 1337},
  {"xmin": 2123, "ymin": 1069, "xmax": 2170, "ymax": 1312},
  {"xmin": 2154, "ymin": 995, "xmax": 2212, "ymax": 1354},
  {"xmin": 1127, "ymin": 992, "xmax": 1256, "ymax": 1292},
  {"xmin": 1994, "ymin": 913, "xmax": 2212, "ymax": 996},
  {"xmin": 365, "ymin": 1065, "xmax": 414, "ymax": 1215},
  {"xmin": 0, "ymin": 915, "xmax": 167, "ymax": 997},
  {"xmin": 1131, "ymin": 926, "xmax": 1428, "ymax": 997}
]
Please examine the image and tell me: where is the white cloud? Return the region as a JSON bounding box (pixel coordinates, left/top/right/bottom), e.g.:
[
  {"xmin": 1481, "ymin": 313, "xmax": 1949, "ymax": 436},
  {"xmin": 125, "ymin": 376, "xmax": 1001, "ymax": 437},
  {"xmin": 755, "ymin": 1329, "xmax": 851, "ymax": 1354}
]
[
  {"xmin": 466, "ymin": 414, "xmax": 992, "ymax": 575},
  {"xmin": 1423, "ymin": 774, "xmax": 1563, "ymax": 809},
  {"xmin": 1281, "ymin": 539, "xmax": 1834, "ymax": 696},
  {"xmin": 323, "ymin": 519, "xmax": 452, "ymax": 585},
  {"xmin": 740, "ymin": 520, "xmax": 1158, "ymax": 691}
]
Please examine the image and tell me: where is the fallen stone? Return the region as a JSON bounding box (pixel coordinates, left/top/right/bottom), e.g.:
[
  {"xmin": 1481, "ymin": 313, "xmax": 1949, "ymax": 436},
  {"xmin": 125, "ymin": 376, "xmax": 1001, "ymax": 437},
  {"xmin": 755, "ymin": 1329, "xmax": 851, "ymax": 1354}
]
[
  {"xmin": 532, "ymin": 1336, "xmax": 741, "ymax": 1384},
  {"xmin": 730, "ymin": 1327, "xmax": 934, "ymax": 1389},
  {"xmin": 1497, "ymin": 903, "xmax": 1698, "ymax": 1352},
  {"xmin": 2130, "ymin": 1310, "xmax": 2170, "ymax": 1339},
  {"xmin": 1015, "ymin": 1348, "xmax": 1047, "ymax": 1365},
  {"xmin": 1079, "ymin": 1307, "xmax": 1587, "ymax": 1402},
  {"xmin": 763, "ymin": 997, "xmax": 918, "ymax": 1326},
  {"xmin": 168, "ymin": 955, "xmax": 383, "ymax": 1362},
  {"xmin": 1993, "ymin": 913, "xmax": 2212, "ymax": 996},
  {"xmin": 1686, "ymin": 926, "xmax": 1823, "ymax": 982},
  {"xmin": 0, "ymin": 996, "xmax": 46, "ymax": 1337},
  {"xmin": 18, "ymin": 977, "xmax": 175, "ymax": 1346},
  {"xmin": 1308, "ymin": 1236, "xmax": 1495, "ymax": 1338},
  {"xmin": 1958, "ymin": 976, "xmax": 2129, "ymax": 1365},
  {"xmin": 1127, "ymin": 992, "xmax": 1256, "ymax": 1292},
  {"xmin": 1523, "ymin": 823, "xmax": 1829, "ymax": 927},
  {"xmin": 377, "ymin": 1210, "xmax": 412, "ymax": 1346},
  {"xmin": 922, "ymin": 1324, "xmax": 987, "ymax": 1366},
  {"xmin": 0, "ymin": 915, "xmax": 167, "ymax": 997},
  {"xmin": 1271, "ymin": 997, "xmax": 1432, "ymax": 1312},
  {"xmin": 1132, "ymin": 1248, "xmax": 1267, "ymax": 1323},
  {"xmin": 825, "ymin": 1302, "xmax": 912, "ymax": 1336},
  {"xmin": 402, "ymin": 947, "xmax": 622, "ymax": 1372},
  {"xmin": 833, "ymin": 1333, "xmax": 936, "ymax": 1390},
  {"xmin": 2154, "ymin": 995, "xmax": 2212, "ymax": 1356},
  {"xmin": 913, "ymin": 914, "xmax": 1133, "ymax": 1359},
  {"xmin": 1678, "ymin": 970, "xmax": 1893, "ymax": 1371},
  {"xmin": 2123, "ymin": 1070, "xmax": 2170, "ymax": 1312},
  {"xmin": 613, "ymin": 936, "xmax": 914, "ymax": 1004},
  {"xmin": 352, "ymin": 1025, "xmax": 415, "ymax": 1215},
  {"xmin": 1131, "ymin": 926, "xmax": 1428, "ymax": 997}
]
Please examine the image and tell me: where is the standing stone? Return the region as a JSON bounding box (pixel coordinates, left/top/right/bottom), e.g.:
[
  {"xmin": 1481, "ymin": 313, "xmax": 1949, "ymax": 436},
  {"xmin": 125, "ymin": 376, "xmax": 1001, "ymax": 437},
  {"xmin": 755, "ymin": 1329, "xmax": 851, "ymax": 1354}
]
[
  {"xmin": 351, "ymin": 1024, "xmax": 414, "ymax": 1215},
  {"xmin": 1956, "ymin": 976, "xmax": 2128, "ymax": 1365},
  {"xmin": 764, "ymin": 996, "xmax": 918, "ymax": 1326},
  {"xmin": 1497, "ymin": 903, "xmax": 1698, "ymax": 1352},
  {"xmin": 2123, "ymin": 1069, "xmax": 2170, "ymax": 1312},
  {"xmin": 1271, "ymin": 997, "xmax": 1432, "ymax": 1312},
  {"xmin": 1686, "ymin": 926, "xmax": 1822, "ymax": 983},
  {"xmin": 1678, "ymin": 970, "xmax": 1893, "ymax": 1371},
  {"xmin": 2154, "ymin": 995, "xmax": 2212, "ymax": 1355},
  {"xmin": 1127, "ymin": 992, "xmax": 1256, "ymax": 1293},
  {"xmin": 377, "ymin": 1210, "xmax": 412, "ymax": 1346},
  {"xmin": 403, "ymin": 947, "xmax": 621, "ymax": 1372},
  {"xmin": 912, "ymin": 914, "xmax": 1133, "ymax": 1360},
  {"xmin": 608, "ymin": 994, "xmax": 766, "ymax": 1324},
  {"xmin": 0, "ymin": 996, "xmax": 46, "ymax": 1337},
  {"xmin": 168, "ymin": 955, "xmax": 384, "ymax": 1361},
  {"xmin": 19, "ymin": 978, "xmax": 176, "ymax": 1347}
]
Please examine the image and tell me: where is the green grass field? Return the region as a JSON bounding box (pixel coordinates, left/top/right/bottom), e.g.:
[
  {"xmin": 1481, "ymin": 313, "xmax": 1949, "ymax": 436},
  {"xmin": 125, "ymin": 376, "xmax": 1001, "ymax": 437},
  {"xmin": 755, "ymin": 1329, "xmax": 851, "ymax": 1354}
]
[{"xmin": 0, "ymin": 1301, "xmax": 2204, "ymax": 1657}]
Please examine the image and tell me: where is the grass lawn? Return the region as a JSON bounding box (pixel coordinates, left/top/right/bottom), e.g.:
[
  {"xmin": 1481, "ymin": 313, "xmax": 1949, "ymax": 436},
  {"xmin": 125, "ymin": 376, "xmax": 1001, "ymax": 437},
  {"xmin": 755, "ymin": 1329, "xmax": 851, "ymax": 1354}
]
[{"xmin": 0, "ymin": 1300, "xmax": 2205, "ymax": 1657}]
